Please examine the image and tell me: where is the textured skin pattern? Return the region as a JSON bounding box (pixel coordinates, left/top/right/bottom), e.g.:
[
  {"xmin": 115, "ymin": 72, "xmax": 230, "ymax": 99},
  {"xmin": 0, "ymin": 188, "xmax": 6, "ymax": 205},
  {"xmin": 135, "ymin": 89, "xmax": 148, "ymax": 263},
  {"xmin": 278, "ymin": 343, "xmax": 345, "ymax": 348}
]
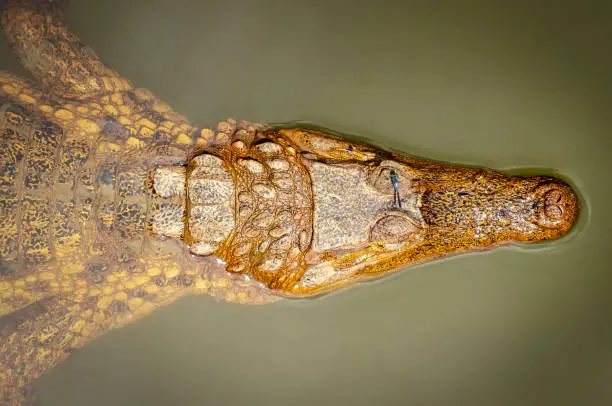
[
  {"xmin": 186, "ymin": 154, "xmax": 235, "ymax": 256},
  {"xmin": 0, "ymin": 0, "xmax": 580, "ymax": 404},
  {"xmin": 219, "ymin": 134, "xmax": 314, "ymax": 291},
  {"xmin": 0, "ymin": 1, "xmax": 275, "ymax": 404},
  {"xmin": 3, "ymin": 0, "xmax": 132, "ymax": 99}
]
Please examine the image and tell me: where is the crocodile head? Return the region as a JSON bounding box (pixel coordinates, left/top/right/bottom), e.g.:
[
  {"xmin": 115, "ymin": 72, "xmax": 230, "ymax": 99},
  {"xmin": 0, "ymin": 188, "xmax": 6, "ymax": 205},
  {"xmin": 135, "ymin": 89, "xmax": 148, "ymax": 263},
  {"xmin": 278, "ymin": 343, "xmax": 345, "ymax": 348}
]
[{"xmin": 152, "ymin": 127, "xmax": 580, "ymax": 298}]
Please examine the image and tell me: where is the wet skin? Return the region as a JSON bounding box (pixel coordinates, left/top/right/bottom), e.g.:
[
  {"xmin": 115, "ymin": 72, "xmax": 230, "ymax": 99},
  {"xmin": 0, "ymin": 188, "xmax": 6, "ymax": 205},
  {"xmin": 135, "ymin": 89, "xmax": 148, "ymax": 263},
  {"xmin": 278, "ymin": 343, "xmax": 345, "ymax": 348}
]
[
  {"xmin": 179, "ymin": 126, "xmax": 578, "ymax": 298},
  {"xmin": 0, "ymin": 0, "xmax": 579, "ymax": 404}
]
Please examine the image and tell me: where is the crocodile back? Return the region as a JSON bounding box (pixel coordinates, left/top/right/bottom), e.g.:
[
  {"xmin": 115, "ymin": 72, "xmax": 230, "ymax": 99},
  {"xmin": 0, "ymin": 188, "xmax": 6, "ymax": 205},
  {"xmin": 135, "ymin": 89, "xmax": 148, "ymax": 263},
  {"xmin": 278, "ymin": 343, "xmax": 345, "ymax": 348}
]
[
  {"xmin": 0, "ymin": 95, "xmax": 187, "ymax": 316},
  {"xmin": 0, "ymin": 97, "xmax": 86, "ymax": 313}
]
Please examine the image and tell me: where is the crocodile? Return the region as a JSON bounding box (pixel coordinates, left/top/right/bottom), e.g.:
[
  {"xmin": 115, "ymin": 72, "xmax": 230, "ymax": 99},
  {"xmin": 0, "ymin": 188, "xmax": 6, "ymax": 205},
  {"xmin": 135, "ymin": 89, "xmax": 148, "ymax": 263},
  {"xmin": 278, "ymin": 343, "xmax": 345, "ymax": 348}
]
[{"xmin": 0, "ymin": 0, "xmax": 580, "ymax": 404}]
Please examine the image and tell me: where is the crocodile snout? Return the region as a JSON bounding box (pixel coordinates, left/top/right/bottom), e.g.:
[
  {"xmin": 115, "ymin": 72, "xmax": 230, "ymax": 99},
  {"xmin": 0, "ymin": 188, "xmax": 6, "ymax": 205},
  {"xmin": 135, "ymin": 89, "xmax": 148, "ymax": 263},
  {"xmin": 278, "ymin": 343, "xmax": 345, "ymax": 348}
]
[{"xmin": 420, "ymin": 170, "xmax": 580, "ymax": 245}]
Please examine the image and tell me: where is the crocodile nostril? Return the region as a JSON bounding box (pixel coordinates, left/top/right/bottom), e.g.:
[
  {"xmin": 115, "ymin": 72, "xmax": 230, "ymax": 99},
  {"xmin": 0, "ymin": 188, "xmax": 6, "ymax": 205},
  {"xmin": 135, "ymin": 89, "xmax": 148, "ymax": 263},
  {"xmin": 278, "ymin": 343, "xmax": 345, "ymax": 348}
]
[
  {"xmin": 531, "ymin": 181, "xmax": 579, "ymax": 230},
  {"xmin": 544, "ymin": 190, "xmax": 564, "ymax": 219}
]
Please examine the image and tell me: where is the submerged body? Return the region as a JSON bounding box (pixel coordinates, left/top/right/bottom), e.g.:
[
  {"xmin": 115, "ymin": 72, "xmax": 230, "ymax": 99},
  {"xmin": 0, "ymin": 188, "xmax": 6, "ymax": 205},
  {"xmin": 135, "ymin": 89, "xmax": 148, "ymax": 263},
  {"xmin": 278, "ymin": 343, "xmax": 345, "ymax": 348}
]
[{"xmin": 0, "ymin": 0, "xmax": 579, "ymax": 404}]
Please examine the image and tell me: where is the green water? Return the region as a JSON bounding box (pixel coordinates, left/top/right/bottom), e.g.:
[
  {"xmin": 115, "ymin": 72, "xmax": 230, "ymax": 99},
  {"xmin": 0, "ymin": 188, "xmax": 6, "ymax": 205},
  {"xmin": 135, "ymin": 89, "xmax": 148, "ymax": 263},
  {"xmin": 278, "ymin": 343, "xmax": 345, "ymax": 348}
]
[{"xmin": 1, "ymin": 0, "xmax": 611, "ymax": 405}]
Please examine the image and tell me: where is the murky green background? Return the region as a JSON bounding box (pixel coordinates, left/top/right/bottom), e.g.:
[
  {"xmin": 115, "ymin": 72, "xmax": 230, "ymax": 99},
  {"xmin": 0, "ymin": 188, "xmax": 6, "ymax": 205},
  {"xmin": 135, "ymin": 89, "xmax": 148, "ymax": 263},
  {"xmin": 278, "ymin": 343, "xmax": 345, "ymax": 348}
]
[{"xmin": 1, "ymin": 0, "xmax": 611, "ymax": 405}]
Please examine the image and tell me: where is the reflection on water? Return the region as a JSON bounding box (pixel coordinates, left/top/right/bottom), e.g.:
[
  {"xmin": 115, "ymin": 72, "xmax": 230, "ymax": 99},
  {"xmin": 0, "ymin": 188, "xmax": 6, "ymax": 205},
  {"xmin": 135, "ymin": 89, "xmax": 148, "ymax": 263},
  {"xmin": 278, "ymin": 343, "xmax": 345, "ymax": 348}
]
[{"xmin": 1, "ymin": 0, "xmax": 610, "ymax": 405}]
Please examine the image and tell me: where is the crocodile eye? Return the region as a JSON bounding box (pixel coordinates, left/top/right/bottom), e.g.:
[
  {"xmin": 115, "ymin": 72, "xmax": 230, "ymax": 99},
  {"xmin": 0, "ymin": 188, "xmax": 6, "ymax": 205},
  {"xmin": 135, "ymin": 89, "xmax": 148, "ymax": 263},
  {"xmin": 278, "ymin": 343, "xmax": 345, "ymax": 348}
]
[
  {"xmin": 368, "ymin": 165, "xmax": 397, "ymax": 195},
  {"xmin": 369, "ymin": 212, "xmax": 420, "ymax": 245}
]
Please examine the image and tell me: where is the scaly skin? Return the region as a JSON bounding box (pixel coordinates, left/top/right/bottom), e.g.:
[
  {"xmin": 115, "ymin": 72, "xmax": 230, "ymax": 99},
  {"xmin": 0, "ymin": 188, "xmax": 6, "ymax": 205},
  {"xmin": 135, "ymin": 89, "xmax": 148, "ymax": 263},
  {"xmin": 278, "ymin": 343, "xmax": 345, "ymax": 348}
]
[{"xmin": 0, "ymin": 0, "xmax": 579, "ymax": 404}]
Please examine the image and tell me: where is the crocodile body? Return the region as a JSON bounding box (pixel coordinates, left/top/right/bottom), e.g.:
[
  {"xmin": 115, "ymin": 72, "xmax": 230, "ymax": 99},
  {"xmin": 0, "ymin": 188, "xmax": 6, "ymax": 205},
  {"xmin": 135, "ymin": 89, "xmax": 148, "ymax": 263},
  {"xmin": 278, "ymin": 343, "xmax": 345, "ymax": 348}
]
[{"xmin": 0, "ymin": 0, "xmax": 579, "ymax": 404}]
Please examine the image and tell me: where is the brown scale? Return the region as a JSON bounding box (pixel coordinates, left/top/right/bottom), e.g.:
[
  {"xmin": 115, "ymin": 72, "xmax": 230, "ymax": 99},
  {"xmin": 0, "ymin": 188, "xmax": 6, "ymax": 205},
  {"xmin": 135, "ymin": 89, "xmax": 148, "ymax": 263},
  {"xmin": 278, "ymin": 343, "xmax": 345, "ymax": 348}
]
[{"xmin": 218, "ymin": 131, "xmax": 314, "ymax": 290}]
